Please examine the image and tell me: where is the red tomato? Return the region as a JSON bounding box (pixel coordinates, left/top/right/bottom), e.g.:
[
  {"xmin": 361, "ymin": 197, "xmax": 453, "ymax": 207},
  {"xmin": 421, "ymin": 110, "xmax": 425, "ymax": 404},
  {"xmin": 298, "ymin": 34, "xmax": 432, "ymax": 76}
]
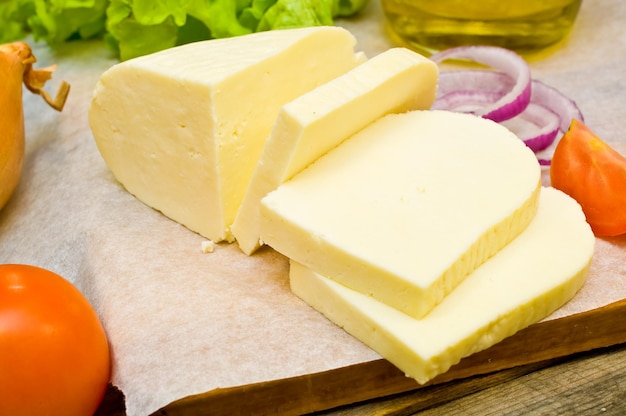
[
  {"xmin": 0, "ymin": 264, "xmax": 111, "ymax": 416},
  {"xmin": 550, "ymin": 119, "xmax": 626, "ymax": 237}
]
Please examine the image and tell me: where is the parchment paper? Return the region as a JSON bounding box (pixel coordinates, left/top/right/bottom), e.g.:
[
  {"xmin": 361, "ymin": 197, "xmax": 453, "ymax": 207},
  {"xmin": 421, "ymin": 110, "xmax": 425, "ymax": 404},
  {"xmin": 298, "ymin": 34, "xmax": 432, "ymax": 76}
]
[{"xmin": 1, "ymin": 1, "xmax": 625, "ymax": 415}]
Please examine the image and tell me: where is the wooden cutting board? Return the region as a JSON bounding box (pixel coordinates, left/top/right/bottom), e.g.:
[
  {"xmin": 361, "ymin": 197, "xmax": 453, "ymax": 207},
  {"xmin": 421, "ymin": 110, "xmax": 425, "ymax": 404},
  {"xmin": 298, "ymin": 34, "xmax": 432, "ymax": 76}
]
[{"xmin": 146, "ymin": 298, "xmax": 626, "ymax": 416}]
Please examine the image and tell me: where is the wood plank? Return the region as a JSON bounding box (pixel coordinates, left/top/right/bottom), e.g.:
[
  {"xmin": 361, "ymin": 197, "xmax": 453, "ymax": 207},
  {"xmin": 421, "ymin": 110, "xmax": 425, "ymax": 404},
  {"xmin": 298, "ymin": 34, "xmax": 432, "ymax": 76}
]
[
  {"xmin": 314, "ymin": 343, "xmax": 626, "ymax": 415},
  {"xmin": 424, "ymin": 345, "xmax": 626, "ymax": 415},
  {"xmin": 139, "ymin": 298, "xmax": 626, "ymax": 416}
]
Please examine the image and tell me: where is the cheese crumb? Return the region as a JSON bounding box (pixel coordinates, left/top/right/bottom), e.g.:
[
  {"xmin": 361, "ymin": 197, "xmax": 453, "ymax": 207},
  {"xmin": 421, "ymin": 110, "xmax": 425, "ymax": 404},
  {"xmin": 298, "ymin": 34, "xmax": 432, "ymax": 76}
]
[{"xmin": 201, "ymin": 240, "xmax": 215, "ymax": 254}]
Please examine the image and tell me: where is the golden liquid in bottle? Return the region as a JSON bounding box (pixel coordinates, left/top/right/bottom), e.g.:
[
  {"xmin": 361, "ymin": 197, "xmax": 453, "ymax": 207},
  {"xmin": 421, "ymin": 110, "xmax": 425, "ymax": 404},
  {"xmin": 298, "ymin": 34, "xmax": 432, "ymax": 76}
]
[{"xmin": 381, "ymin": 0, "xmax": 583, "ymax": 56}]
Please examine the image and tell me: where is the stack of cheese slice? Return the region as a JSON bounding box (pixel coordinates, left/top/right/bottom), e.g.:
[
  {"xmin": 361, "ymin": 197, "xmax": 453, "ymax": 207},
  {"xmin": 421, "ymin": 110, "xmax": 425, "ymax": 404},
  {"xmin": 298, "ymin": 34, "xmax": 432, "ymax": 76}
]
[
  {"xmin": 288, "ymin": 187, "xmax": 593, "ymax": 383},
  {"xmin": 89, "ymin": 27, "xmax": 595, "ymax": 385},
  {"xmin": 261, "ymin": 111, "xmax": 544, "ymax": 319},
  {"xmin": 260, "ymin": 110, "xmax": 595, "ymax": 383}
]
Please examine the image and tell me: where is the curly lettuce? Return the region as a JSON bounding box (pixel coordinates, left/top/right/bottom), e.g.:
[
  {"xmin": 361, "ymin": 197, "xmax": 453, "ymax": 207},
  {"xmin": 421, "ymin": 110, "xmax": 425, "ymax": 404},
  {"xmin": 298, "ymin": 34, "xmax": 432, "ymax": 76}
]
[
  {"xmin": 0, "ymin": 0, "xmax": 369, "ymax": 60},
  {"xmin": 0, "ymin": 0, "xmax": 108, "ymax": 44}
]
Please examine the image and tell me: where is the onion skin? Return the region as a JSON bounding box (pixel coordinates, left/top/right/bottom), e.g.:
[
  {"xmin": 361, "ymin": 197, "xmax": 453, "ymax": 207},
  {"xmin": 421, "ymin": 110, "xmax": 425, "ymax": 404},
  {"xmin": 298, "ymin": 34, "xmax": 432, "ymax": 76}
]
[
  {"xmin": 0, "ymin": 43, "xmax": 27, "ymax": 211},
  {"xmin": 0, "ymin": 42, "xmax": 69, "ymax": 211}
]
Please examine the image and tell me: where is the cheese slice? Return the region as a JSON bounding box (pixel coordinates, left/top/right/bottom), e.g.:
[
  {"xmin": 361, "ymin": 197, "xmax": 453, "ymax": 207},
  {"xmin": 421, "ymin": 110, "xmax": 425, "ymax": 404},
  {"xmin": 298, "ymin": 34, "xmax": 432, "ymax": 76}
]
[
  {"xmin": 231, "ymin": 47, "xmax": 439, "ymax": 255},
  {"xmin": 289, "ymin": 187, "xmax": 595, "ymax": 384},
  {"xmin": 89, "ymin": 27, "xmax": 363, "ymax": 242},
  {"xmin": 260, "ymin": 110, "xmax": 541, "ymax": 318}
]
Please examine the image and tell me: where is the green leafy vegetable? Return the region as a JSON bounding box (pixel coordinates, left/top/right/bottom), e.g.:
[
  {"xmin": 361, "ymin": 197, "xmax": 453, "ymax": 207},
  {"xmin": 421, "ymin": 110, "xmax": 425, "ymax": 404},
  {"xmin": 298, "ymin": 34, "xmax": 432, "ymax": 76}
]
[
  {"xmin": 0, "ymin": 0, "xmax": 108, "ymax": 44},
  {"xmin": 0, "ymin": 0, "xmax": 369, "ymax": 60}
]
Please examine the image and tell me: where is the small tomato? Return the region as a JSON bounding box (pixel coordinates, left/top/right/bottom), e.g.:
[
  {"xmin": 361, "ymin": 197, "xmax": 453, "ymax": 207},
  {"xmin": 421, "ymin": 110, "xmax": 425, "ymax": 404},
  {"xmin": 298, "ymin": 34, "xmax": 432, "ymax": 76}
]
[
  {"xmin": 0, "ymin": 264, "xmax": 111, "ymax": 416},
  {"xmin": 550, "ymin": 119, "xmax": 626, "ymax": 237}
]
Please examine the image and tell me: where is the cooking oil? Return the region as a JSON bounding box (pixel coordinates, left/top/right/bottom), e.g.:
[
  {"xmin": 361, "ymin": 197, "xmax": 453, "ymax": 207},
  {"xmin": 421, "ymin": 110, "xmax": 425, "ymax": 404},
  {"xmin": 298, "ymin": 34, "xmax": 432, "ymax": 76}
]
[{"xmin": 381, "ymin": 0, "xmax": 583, "ymax": 56}]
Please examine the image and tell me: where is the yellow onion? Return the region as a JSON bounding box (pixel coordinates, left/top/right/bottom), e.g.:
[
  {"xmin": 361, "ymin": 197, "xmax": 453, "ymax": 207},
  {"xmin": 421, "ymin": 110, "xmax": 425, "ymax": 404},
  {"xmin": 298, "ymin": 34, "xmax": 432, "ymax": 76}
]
[{"xmin": 0, "ymin": 42, "xmax": 70, "ymax": 210}]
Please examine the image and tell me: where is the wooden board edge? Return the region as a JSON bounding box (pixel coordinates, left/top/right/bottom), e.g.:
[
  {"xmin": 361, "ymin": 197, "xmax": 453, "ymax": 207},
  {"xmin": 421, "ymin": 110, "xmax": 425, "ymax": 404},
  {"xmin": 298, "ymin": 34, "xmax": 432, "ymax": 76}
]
[{"xmin": 149, "ymin": 298, "xmax": 626, "ymax": 416}]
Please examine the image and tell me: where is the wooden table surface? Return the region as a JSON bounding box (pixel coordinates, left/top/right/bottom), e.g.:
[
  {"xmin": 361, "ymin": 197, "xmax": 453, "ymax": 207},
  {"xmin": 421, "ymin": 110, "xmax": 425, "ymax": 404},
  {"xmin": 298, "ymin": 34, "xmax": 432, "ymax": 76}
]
[{"xmin": 96, "ymin": 342, "xmax": 626, "ymax": 415}]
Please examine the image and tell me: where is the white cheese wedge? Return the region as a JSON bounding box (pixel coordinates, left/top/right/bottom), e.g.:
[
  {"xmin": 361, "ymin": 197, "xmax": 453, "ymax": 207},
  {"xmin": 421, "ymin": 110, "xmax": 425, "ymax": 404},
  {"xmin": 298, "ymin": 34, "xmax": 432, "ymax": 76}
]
[
  {"xmin": 289, "ymin": 187, "xmax": 595, "ymax": 384},
  {"xmin": 260, "ymin": 110, "xmax": 541, "ymax": 318},
  {"xmin": 89, "ymin": 27, "xmax": 363, "ymax": 242},
  {"xmin": 231, "ymin": 47, "xmax": 439, "ymax": 255}
]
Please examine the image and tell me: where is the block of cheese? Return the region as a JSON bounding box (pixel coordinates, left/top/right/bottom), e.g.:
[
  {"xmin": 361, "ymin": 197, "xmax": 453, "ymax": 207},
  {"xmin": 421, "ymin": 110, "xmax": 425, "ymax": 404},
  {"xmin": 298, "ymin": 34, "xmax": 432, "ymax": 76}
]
[
  {"xmin": 231, "ymin": 47, "xmax": 439, "ymax": 255},
  {"xmin": 89, "ymin": 27, "xmax": 363, "ymax": 242},
  {"xmin": 260, "ymin": 110, "xmax": 541, "ymax": 319},
  {"xmin": 289, "ymin": 187, "xmax": 595, "ymax": 384}
]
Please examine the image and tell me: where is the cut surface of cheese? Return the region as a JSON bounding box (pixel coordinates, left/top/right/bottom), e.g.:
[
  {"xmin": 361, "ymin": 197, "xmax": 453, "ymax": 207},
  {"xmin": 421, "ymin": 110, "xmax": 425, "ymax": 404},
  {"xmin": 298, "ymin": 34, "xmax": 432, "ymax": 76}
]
[
  {"xmin": 289, "ymin": 187, "xmax": 595, "ymax": 384},
  {"xmin": 89, "ymin": 27, "xmax": 362, "ymax": 242},
  {"xmin": 231, "ymin": 47, "xmax": 439, "ymax": 255},
  {"xmin": 260, "ymin": 110, "xmax": 541, "ymax": 319}
]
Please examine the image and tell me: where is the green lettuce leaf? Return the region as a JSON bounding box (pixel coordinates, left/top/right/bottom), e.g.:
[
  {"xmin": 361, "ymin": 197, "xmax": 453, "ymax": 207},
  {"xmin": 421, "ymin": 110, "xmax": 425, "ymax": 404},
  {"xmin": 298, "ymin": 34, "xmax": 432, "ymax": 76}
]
[
  {"xmin": 333, "ymin": 0, "xmax": 370, "ymax": 17},
  {"xmin": 0, "ymin": 0, "xmax": 108, "ymax": 44},
  {"xmin": 257, "ymin": 0, "xmax": 334, "ymax": 31},
  {"xmin": 104, "ymin": 0, "xmax": 181, "ymax": 60},
  {"xmin": 0, "ymin": 1, "xmax": 30, "ymax": 43},
  {"xmin": 186, "ymin": 0, "xmax": 252, "ymax": 39},
  {"xmin": 0, "ymin": 0, "xmax": 369, "ymax": 60},
  {"xmin": 238, "ymin": 0, "xmax": 275, "ymax": 31}
]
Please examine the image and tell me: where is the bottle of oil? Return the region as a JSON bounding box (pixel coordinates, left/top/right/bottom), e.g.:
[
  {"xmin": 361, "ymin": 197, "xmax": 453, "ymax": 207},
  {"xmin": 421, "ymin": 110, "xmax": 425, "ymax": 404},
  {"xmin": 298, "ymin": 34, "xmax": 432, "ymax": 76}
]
[{"xmin": 381, "ymin": 0, "xmax": 583, "ymax": 56}]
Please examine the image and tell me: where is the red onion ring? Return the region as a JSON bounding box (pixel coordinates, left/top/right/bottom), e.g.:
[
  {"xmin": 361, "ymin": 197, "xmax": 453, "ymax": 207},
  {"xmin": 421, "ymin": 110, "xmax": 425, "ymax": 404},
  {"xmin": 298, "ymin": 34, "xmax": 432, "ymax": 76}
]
[
  {"xmin": 530, "ymin": 79, "xmax": 584, "ymax": 133},
  {"xmin": 510, "ymin": 103, "xmax": 560, "ymax": 152},
  {"xmin": 436, "ymin": 70, "xmax": 515, "ymax": 99},
  {"xmin": 432, "ymin": 88, "xmax": 503, "ymax": 112},
  {"xmin": 430, "ymin": 46, "xmax": 584, "ymax": 164},
  {"xmin": 430, "ymin": 46, "xmax": 532, "ymax": 123}
]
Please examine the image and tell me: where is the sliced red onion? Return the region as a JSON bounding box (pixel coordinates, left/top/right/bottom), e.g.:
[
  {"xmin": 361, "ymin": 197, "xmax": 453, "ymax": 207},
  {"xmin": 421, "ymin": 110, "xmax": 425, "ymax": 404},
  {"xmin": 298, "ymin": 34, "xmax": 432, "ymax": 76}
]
[
  {"xmin": 430, "ymin": 46, "xmax": 531, "ymax": 123},
  {"xmin": 436, "ymin": 70, "xmax": 515, "ymax": 98},
  {"xmin": 431, "ymin": 48, "xmax": 584, "ymax": 164},
  {"xmin": 432, "ymin": 89, "xmax": 502, "ymax": 112},
  {"xmin": 435, "ymin": 88, "xmax": 560, "ymax": 152},
  {"xmin": 503, "ymin": 102, "xmax": 560, "ymax": 152},
  {"xmin": 434, "ymin": 74, "xmax": 561, "ymax": 151},
  {"xmin": 530, "ymin": 79, "xmax": 584, "ymax": 132}
]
